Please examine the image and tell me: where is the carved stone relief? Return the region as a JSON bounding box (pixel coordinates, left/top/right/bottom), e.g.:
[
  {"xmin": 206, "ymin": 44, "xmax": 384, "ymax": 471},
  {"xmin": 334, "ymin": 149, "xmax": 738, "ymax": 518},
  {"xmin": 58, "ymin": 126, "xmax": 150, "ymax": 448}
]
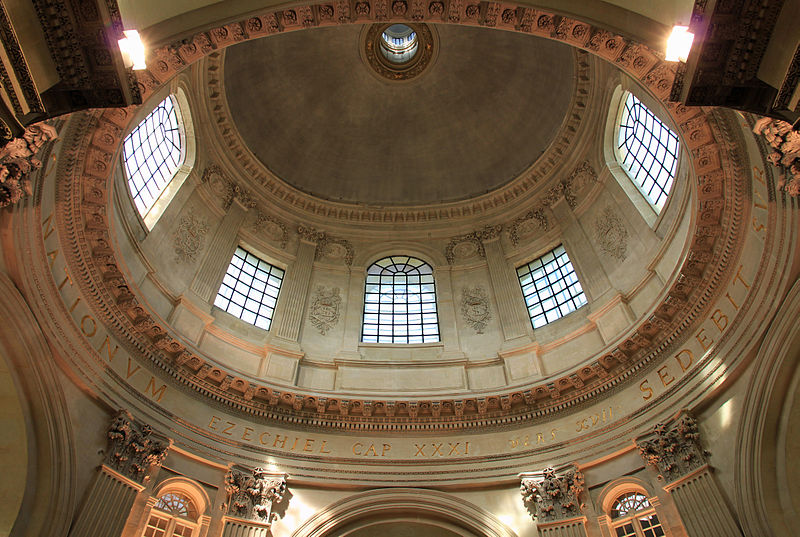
[
  {"xmin": 636, "ymin": 411, "xmax": 708, "ymax": 483},
  {"xmin": 520, "ymin": 465, "xmax": 585, "ymax": 522},
  {"xmin": 105, "ymin": 410, "xmax": 169, "ymax": 485},
  {"xmin": 594, "ymin": 206, "xmax": 628, "ymax": 260},
  {"xmin": 173, "ymin": 211, "xmax": 209, "ymax": 263},
  {"xmin": 308, "ymin": 286, "xmax": 341, "ymax": 335},
  {"xmin": 445, "ymin": 225, "xmax": 502, "ymax": 264},
  {"xmin": 0, "ymin": 122, "xmax": 58, "ymax": 208},
  {"xmin": 251, "ymin": 211, "xmax": 289, "ymax": 249},
  {"xmin": 509, "ymin": 207, "xmax": 548, "ymax": 246},
  {"xmin": 461, "ymin": 287, "xmax": 491, "ymax": 334},
  {"xmin": 297, "ymin": 224, "xmax": 354, "ymax": 265},
  {"xmin": 201, "ymin": 164, "xmax": 257, "ymax": 210},
  {"xmin": 753, "ymin": 118, "xmax": 800, "ymax": 195},
  {"xmin": 223, "ymin": 466, "xmax": 286, "ymax": 524}
]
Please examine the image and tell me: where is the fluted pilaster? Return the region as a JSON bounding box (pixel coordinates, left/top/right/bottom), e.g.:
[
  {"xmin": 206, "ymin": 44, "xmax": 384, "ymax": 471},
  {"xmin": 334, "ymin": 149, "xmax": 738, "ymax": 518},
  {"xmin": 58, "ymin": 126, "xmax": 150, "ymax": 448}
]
[
  {"xmin": 273, "ymin": 235, "xmax": 316, "ymax": 341},
  {"xmin": 189, "ymin": 201, "xmax": 246, "ymax": 302},
  {"xmin": 483, "ymin": 237, "xmax": 529, "ymax": 340}
]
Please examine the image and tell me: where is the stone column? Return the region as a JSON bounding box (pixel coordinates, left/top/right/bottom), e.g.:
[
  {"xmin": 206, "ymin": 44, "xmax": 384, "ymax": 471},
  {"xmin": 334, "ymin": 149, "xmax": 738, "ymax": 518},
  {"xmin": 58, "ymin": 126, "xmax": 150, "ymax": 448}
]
[
  {"xmin": 520, "ymin": 465, "xmax": 589, "ymax": 537},
  {"xmin": 188, "ymin": 199, "xmax": 248, "ymax": 302},
  {"xmin": 221, "ymin": 466, "xmax": 287, "ymax": 537},
  {"xmin": 272, "ymin": 226, "xmax": 318, "ymax": 343},
  {"xmin": 480, "ymin": 226, "xmax": 530, "ymax": 342},
  {"xmin": 636, "ymin": 411, "xmax": 742, "ymax": 537},
  {"xmin": 69, "ymin": 410, "xmax": 169, "ymax": 537}
]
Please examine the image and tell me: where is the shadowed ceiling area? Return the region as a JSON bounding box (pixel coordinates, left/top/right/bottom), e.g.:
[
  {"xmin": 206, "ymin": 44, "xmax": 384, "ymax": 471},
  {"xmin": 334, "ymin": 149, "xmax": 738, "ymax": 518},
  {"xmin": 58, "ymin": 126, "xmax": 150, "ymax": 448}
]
[{"xmin": 224, "ymin": 24, "xmax": 575, "ymax": 205}]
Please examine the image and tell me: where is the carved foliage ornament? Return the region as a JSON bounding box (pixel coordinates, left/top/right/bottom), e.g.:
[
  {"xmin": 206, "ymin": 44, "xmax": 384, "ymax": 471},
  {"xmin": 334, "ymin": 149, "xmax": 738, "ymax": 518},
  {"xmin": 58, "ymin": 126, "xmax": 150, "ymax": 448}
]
[
  {"xmin": 0, "ymin": 122, "xmax": 58, "ymax": 208},
  {"xmin": 461, "ymin": 286, "xmax": 491, "ymax": 333},
  {"xmin": 252, "ymin": 211, "xmax": 289, "ymax": 249},
  {"xmin": 224, "ymin": 467, "xmax": 286, "ymax": 524},
  {"xmin": 594, "ymin": 206, "xmax": 628, "ymax": 260},
  {"xmin": 308, "ymin": 286, "xmax": 341, "ymax": 335},
  {"xmin": 445, "ymin": 225, "xmax": 502, "ymax": 264},
  {"xmin": 636, "ymin": 411, "xmax": 708, "ymax": 483},
  {"xmin": 753, "ymin": 118, "xmax": 800, "ymax": 196},
  {"xmin": 520, "ymin": 466, "xmax": 585, "ymax": 522},
  {"xmin": 105, "ymin": 410, "xmax": 169, "ymax": 485},
  {"xmin": 173, "ymin": 211, "xmax": 209, "ymax": 263},
  {"xmin": 297, "ymin": 224, "xmax": 354, "ymax": 265}
]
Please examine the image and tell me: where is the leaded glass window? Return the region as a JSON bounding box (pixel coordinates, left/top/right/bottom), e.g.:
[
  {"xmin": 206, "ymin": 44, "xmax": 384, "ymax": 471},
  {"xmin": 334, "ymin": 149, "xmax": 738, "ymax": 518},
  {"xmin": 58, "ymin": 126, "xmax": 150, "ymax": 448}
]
[
  {"xmin": 123, "ymin": 95, "xmax": 184, "ymax": 217},
  {"xmin": 517, "ymin": 245, "xmax": 586, "ymax": 329},
  {"xmin": 142, "ymin": 492, "xmax": 198, "ymax": 537},
  {"xmin": 609, "ymin": 492, "xmax": 666, "ymax": 537},
  {"xmin": 617, "ymin": 93, "xmax": 679, "ymax": 212},
  {"xmin": 214, "ymin": 247, "xmax": 284, "ymax": 330},
  {"xmin": 362, "ymin": 255, "xmax": 439, "ymax": 344}
]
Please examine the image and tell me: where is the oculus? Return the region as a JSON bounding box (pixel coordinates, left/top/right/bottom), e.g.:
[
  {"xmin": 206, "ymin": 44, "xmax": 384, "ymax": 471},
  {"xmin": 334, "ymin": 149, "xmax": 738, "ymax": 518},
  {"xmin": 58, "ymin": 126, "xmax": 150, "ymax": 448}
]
[{"xmin": 362, "ymin": 23, "xmax": 437, "ymax": 81}]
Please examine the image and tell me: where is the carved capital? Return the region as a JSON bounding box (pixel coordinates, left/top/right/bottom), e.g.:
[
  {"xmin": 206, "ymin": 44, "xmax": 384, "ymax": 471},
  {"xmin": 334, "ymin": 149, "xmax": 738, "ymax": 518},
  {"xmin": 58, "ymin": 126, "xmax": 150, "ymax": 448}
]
[
  {"xmin": 223, "ymin": 466, "xmax": 287, "ymax": 524},
  {"xmin": 104, "ymin": 410, "xmax": 169, "ymax": 485},
  {"xmin": 753, "ymin": 117, "xmax": 800, "ymax": 196},
  {"xmin": 635, "ymin": 410, "xmax": 708, "ymax": 483},
  {"xmin": 0, "ymin": 122, "xmax": 58, "ymax": 208},
  {"xmin": 520, "ymin": 464, "xmax": 585, "ymax": 522},
  {"xmin": 296, "ymin": 225, "xmax": 354, "ymax": 265}
]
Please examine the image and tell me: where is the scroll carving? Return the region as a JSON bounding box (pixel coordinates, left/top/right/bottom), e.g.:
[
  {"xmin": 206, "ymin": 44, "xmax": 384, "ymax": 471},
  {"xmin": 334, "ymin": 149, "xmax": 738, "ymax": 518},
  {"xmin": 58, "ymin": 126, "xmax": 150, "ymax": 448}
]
[
  {"xmin": 297, "ymin": 224, "xmax": 354, "ymax": 265},
  {"xmin": 201, "ymin": 164, "xmax": 257, "ymax": 210},
  {"xmin": 252, "ymin": 211, "xmax": 289, "ymax": 249},
  {"xmin": 636, "ymin": 411, "xmax": 708, "ymax": 483},
  {"xmin": 753, "ymin": 118, "xmax": 800, "ymax": 195},
  {"xmin": 308, "ymin": 286, "xmax": 341, "ymax": 335},
  {"xmin": 520, "ymin": 465, "xmax": 585, "ymax": 522},
  {"xmin": 594, "ymin": 206, "xmax": 628, "ymax": 260},
  {"xmin": 445, "ymin": 225, "xmax": 502, "ymax": 264},
  {"xmin": 223, "ymin": 466, "xmax": 287, "ymax": 524},
  {"xmin": 0, "ymin": 122, "xmax": 58, "ymax": 208},
  {"xmin": 461, "ymin": 286, "xmax": 491, "ymax": 333},
  {"xmin": 173, "ymin": 211, "xmax": 209, "ymax": 263},
  {"xmin": 105, "ymin": 410, "xmax": 169, "ymax": 485}
]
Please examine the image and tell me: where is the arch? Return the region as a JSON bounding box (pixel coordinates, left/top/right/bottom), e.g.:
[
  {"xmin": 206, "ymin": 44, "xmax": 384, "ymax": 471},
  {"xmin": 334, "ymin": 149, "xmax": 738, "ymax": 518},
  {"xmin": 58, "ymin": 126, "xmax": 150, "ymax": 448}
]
[
  {"xmin": 596, "ymin": 479, "xmax": 671, "ymax": 537},
  {"xmin": 596, "ymin": 477, "xmax": 659, "ymax": 515},
  {"xmin": 290, "ymin": 488, "xmax": 518, "ymax": 537},
  {"xmin": 152, "ymin": 477, "xmax": 211, "ymax": 517}
]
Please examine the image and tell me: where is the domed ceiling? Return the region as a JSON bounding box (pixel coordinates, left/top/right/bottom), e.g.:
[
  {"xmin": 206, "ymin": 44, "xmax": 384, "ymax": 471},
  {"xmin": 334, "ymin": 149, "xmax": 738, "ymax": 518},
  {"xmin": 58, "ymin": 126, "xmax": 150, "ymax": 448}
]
[{"xmin": 224, "ymin": 24, "xmax": 575, "ymax": 205}]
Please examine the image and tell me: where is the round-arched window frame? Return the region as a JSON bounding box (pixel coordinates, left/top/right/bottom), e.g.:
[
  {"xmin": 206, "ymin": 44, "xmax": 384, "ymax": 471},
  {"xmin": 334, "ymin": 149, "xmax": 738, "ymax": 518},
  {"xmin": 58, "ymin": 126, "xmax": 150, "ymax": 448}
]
[
  {"xmin": 608, "ymin": 492, "xmax": 666, "ymax": 537},
  {"xmin": 142, "ymin": 491, "xmax": 199, "ymax": 537},
  {"xmin": 122, "ymin": 95, "xmax": 185, "ymax": 223},
  {"xmin": 616, "ymin": 92, "xmax": 680, "ymax": 213},
  {"xmin": 362, "ymin": 255, "xmax": 440, "ymax": 344}
]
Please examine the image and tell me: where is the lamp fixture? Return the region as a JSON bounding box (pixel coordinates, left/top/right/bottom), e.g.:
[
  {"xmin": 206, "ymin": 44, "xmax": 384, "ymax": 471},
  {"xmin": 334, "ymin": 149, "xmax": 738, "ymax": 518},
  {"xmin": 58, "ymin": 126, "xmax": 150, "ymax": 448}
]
[
  {"xmin": 665, "ymin": 25, "xmax": 694, "ymax": 62},
  {"xmin": 118, "ymin": 30, "xmax": 147, "ymax": 70}
]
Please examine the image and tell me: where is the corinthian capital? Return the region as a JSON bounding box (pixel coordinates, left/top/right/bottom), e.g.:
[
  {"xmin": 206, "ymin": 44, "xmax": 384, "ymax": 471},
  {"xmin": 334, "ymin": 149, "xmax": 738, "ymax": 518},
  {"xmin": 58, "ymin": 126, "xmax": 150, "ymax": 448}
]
[
  {"xmin": 520, "ymin": 464, "xmax": 585, "ymax": 523},
  {"xmin": 635, "ymin": 410, "xmax": 708, "ymax": 483},
  {"xmin": 224, "ymin": 466, "xmax": 287, "ymax": 525},
  {"xmin": 104, "ymin": 410, "xmax": 169, "ymax": 485}
]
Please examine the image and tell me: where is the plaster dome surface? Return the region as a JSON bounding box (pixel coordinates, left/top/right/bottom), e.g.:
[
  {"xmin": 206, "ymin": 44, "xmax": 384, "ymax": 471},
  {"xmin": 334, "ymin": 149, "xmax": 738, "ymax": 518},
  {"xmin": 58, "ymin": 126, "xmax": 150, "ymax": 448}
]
[{"xmin": 223, "ymin": 24, "xmax": 575, "ymax": 205}]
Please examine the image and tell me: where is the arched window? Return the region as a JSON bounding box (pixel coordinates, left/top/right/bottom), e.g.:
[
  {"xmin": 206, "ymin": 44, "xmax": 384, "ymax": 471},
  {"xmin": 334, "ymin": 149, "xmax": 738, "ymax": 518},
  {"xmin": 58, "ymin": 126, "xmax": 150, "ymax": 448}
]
[
  {"xmin": 517, "ymin": 244, "xmax": 586, "ymax": 329},
  {"xmin": 609, "ymin": 492, "xmax": 666, "ymax": 537},
  {"xmin": 362, "ymin": 255, "xmax": 439, "ymax": 344},
  {"xmin": 214, "ymin": 246, "xmax": 285, "ymax": 330},
  {"xmin": 142, "ymin": 492, "xmax": 199, "ymax": 537},
  {"xmin": 123, "ymin": 95, "xmax": 185, "ymax": 222},
  {"xmin": 617, "ymin": 92, "xmax": 679, "ymax": 212}
]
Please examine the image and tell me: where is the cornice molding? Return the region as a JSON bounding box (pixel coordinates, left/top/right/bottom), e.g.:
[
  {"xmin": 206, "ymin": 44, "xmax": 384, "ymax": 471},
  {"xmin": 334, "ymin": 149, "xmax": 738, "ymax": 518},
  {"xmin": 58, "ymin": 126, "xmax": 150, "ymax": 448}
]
[{"xmin": 51, "ymin": 5, "xmax": 745, "ymax": 431}]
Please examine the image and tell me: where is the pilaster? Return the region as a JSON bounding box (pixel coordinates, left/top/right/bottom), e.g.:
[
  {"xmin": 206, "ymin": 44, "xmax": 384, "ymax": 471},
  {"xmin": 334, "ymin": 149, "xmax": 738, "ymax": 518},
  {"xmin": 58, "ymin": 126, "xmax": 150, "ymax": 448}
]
[
  {"xmin": 68, "ymin": 410, "xmax": 169, "ymax": 537},
  {"xmin": 636, "ymin": 411, "xmax": 742, "ymax": 537},
  {"xmin": 272, "ymin": 225, "xmax": 317, "ymax": 343},
  {"xmin": 481, "ymin": 226, "xmax": 530, "ymax": 342}
]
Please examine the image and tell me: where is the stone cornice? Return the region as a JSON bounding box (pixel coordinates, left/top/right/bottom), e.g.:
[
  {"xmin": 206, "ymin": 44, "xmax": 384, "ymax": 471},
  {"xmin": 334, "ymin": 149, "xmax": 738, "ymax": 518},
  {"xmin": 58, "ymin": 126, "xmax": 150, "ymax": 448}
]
[{"xmin": 52, "ymin": 4, "xmax": 746, "ymax": 431}]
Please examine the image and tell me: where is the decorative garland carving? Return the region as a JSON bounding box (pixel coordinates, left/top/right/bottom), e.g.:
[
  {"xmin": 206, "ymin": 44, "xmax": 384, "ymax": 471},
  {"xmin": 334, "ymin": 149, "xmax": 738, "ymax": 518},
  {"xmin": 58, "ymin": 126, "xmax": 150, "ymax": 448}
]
[
  {"xmin": 752, "ymin": 118, "xmax": 800, "ymax": 195},
  {"xmin": 308, "ymin": 286, "xmax": 341, "ymax": 335},
  {"xmin": 594, "ymin": 206, "xmax": 628, "ymax": 260},
  {"xmin": 252, "ymin": 211, "xmax": 289, "ymax": 249},
  {"xmin": 173, "ymin": 211, "xmax": 209, "ymax": 263},
  {"xmin": 636, "ymin": 411, "xmax": 709, "ymax": 483},
  {"xmin": 224, "ymin": 467, "xmax": 286, "ymax": 524},
  {"xmin": 51, "ymin": 4, "xmax": 745, "ymax": 430},
  {"xmin": 105, "ymin": 410, "xmax": 169, "ymax": 485},
  {"xmin": 445, "ymin": 225, "xmax": 501, "ymax": 264},
  {"xmin": 297, "ymin": 224, "xmax": 354, "ymax": 265},
  {"xmin": 0, "ymin": 122, "xmax": 58, "ymax": 208},
  {"xmin": 461, "ymin": 286, "xmax": 491, "ymax": 333},
  {"xmin": 509, "ymin": 208, "xmax": 548, "ymax": 246},
  {"xmin": 520, "ymin": 465, "xmax": 585, "ymax": 522}
]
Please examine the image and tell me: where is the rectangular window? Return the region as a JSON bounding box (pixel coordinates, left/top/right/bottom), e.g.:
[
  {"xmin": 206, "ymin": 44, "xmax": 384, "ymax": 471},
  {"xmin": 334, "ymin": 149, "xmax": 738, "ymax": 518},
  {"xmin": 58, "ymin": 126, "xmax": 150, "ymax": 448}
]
[
  {"xmin": 517, "ymin": 245, "xmax": 586, "ymax": 329},
  {"xmin": 214, "ymin": 247, "xmax": 284, "ymax": 331}
]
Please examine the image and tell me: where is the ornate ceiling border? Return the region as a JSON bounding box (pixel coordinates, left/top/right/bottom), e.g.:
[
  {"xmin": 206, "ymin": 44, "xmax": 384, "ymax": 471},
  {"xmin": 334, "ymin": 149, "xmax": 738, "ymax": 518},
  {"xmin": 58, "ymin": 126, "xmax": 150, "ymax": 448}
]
[{"xmin": 54, "ymin": 3, "xmax": 745, "ymax": 431}]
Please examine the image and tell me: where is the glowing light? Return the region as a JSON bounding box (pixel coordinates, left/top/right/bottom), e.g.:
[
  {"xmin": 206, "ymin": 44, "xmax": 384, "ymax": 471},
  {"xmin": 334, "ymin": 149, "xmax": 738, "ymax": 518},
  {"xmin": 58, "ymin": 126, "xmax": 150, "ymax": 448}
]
[
  {"xmin": 118, "ymin": 30, "xmax": 147, "ymax": 70},
  {"xmin": 665, "ymin": 25, "xmax": 694, "ymax": 62}
]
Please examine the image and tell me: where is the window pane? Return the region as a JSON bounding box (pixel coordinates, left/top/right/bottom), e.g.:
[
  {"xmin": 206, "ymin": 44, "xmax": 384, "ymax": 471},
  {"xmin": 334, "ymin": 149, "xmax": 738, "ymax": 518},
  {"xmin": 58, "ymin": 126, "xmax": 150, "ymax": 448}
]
[
  {"xmin": 617, "ymin": 93, "xmax": 679, "ymax": 213},
  {"xmin": 517, "ymin": 245, "xmax": 586, "ymax": 329},
  {"xmin": 123, "ymin": 96, "xmax": 184, "ymax": 217},
  {"xmin": 362, "ymin": 256, "xmax": 440, "ymax": 343},
  {"xmin": 214, "ymin": 247, "xmax": 284, "ymax": 331}
]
